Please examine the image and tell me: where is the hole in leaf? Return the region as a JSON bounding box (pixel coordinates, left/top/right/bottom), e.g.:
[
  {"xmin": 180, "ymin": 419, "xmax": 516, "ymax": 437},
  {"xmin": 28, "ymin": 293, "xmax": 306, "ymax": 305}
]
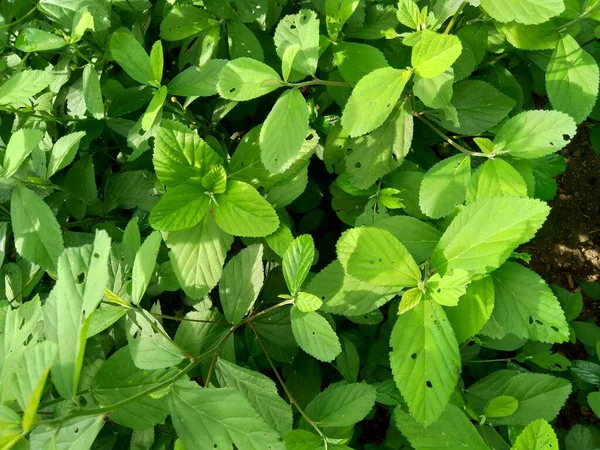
[
  {"xmin": 551, "ymin": 325, "xmax": 559, "ymax": 332},
  {"xmin": 306, "ymin": 133, "xmax": 314, "ymax": 140},
  {"xmin": 411, "ymin": 353, "xmax": 417, "ymax": 359},
  {"xmin": 93, "ymin": 253, "xmax": 99, "ymax": 258},
  {"xmin": 355, "ymin": 162, "xmax": 362, "ymax": 168},
  {"xmin": 528, "ymin": 316, "xmax": 534, "ymax": 325},
  {"xmin": 229, "ymin": 1, "xmax": 238, "ymax": 12},
  {"xmin": 76, "ymin": 273, "xmax": 85, "ymax": 284},
  {"xmin": 436, "ymin": 288, "xmax": 441, "ymax": 293},
  {"xmin": 290, "ymin": 24, "xmax": 297, "ymax": 30},
  {"xmin": 426, "ymin": 381, "xmax": 433, "ymax": 388},
  {"xmin": 549, "ymin": 142, "xmax": 554, "ymax": 146},
  {"xmin": 563, "ymin": 134, "xmax": 570, "ymax": 140},
  {"xmin": 346, "ymin": 148, "xmax": 353, "ymax": 154},
  {"xmin": 229, "ymin": 87, "xmax": 236, "ymax": 93}
]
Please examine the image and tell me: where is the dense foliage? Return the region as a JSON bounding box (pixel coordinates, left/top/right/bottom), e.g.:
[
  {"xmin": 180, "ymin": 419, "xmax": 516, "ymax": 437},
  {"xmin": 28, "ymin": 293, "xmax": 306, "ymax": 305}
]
[{"xmin": 1, "ymin": 0, "xmax": 600, "ymax": 448}]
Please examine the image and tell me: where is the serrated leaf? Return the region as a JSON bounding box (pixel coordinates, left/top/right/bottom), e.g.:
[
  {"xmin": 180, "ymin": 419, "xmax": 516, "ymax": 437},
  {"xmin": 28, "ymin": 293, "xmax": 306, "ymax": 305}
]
[
  {"xmin": 44, "ymin": 230, "xmax": 111, "ymax": 400},
  {"xmin": 110, "ymin": 28, "xmax": 156, "ymax": 86},
  {"xmin": 414, "ymin": 69, "xmax": 458, "ymax": 124},
  {"xmin": 283, "ymin": 235, "xmax": 315, "ymax": 295},
  {"xmin": 29, "ymin": 415, "xmax": 104, "ymax": 450},
  {"xmin": 274, "ymin": 10, "xmax": 320, "ymax": 77},
  {"xmin": 82, "ymin": 64, "xmax": 104, "ymax": 119},
  {"xmin": 485, "ymin": 395, "xmax": 519, "ymax": 418},
  {"xmin": 396, "ymin": 0, "xmax": 422, "ymax": 29},
  {"xmin": 390, "ymin": 299, "xmax": 461, "ymax": 425},
  {"xmin": 2, "ymin": 128, "xmax": 44, "ymax": 179},
  {"xmin": 260, "ymin": 89, "xmax": 309, "ymax": 174},
  {"xmin": 341, "ymin": 67, "xmax": 411, "ymax": 137},
  {"xmin": 490, "ymin": 262, "xmax": 569, "ymax": 343},
  {"xmin": 165, "ymin": 216, "xmax": 233, "ymax": 300},
  {"xmin": 0, "ymin": 70, "xmax": 53, "ymax": 105},
  {"xmin": 512, "ymin": 419, "xmax": 559, "ymax": 450},
  {"xmin": 131, "ymin": 231, "xmax": 161, "ymax": 305},
  {"xmin": 398, "ymin": 287, "xmax": 423, "ymax": 314},
  {"xmin": 588, "ymin": 392, "xmax": 600, "ymax": 418},
  {"xmin": 217, "ymin": 58, "xmax": 282, "ymax": 101},
  {"xmin": 466, "ymin": 158, "xmax": 528, "ymax": 203},
  {"xmin": 295, "ymin": 292, "xmax": 323, "ymax": 312},
  {"xmin": 419, "ymin": 153, "xmax": 471, "ymax": 219},
  {"xmin": 326, "ymin": 0, "xmax": 360, "ymax": 40},
  {"xmin": 481, "ymin": 0, "xmax": 565, "ymax": 24},
  {"xmin": 47, "ymin": 131, "xmax": 86, "ymax": 177},
  {"xmin": 160, "ymin": 6, "xmax": 217, "ymax": 41},
  {"xmin": 546, "ymin": 35, "xmax": 600, "ymax": 124},
  {"xmin": 372, "ymin": 216, "xmax": 441, "ymax": 264},
  {"xmin": 305, "ymin": 382, "xmax": 377, "ymax": 427},
  {"xmin": 215, "ymin": 359, "xmax": 293, "ymax": 435},
  {"xmin": 412, "ymin": 30, "xmax": 462, "ymax": 79},
  {"xmin": 168, "ymin": 59, "xmax": 226, "ymax": 97},
  {"xmin": 175, "ymin": 310, "xmax": 230, "ymax": 357},
  {"xmin": 219, "ymin": 244, "xmax": 264, "ymax": 324},
  {"xmin": 337, "ymin": 227, "xmax": 421, "ymax": 288},
  {"xmin": 431, "ymin": 197, "xmax": 549, "ymax": 276},
  {"xmin": 333, "ymin": 42, "xmax": 389, "ymax": 86},
  {"xmin": 149, "ymin": 184, "xmax": 209, "ymax": 231},
  {"xmin": 203, "ymin": 0, "xmax": 267, "ymax": 23},
  {"xmin": 228, "ymin": 20, "xmax": 264, "ymax": 61},
  {"xmin": 492, "ymin": 111, "xmax": 577, "ymax": 158},
  {"xmin": 168, "ymin": 381, "xmax": 284, "ymax": 450},
  {"xmin": 426, "ymin": 269, "xmax": 471, "ymax": 306},
  {"xmin": 290, "ymin": 306, "xmax": 341, "ymax": 362},
  {"xmin": 499, "ymin": 21, "xmax": 559, "ymax": 50}
]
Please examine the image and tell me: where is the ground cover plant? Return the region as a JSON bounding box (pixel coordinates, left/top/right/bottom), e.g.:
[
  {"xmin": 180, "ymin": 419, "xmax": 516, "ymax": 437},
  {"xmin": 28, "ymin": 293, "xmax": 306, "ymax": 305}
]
[{"xmin": 1, "ymin": 0, "xmax": 600, "ymax": 448}]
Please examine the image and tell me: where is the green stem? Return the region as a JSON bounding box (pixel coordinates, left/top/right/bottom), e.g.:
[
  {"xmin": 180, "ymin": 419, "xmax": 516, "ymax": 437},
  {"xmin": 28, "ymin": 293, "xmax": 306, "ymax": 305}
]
[
  {"xmin": 239, "ymin": 299, "xmax": 294, "ymax": 325},
  {"xmin": 556, "ymin": 2, "xmax": 600, "ymax": 32},
  {"xmin": 468, "ymin": 357, "xmax": 514, "ymax": 363},
  {"xmin": 285, "ymin": 78, "xmax": 349, "ymax": 88},
  {"xmin": 444, "ymin": 1, "xmax": 468, "ymax": 34},
  {"xmin": 0, "ymin": 5, "xmax": 37, "ymax": 30}
]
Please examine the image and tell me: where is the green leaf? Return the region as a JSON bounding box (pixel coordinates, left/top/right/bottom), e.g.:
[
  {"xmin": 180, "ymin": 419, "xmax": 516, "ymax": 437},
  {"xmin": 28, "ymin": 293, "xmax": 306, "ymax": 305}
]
[
  {"xmin": 466, "ymin": 158, "xmax": 528, "ymax": 203},
  {"xmin": 213, "ymin": 180, "xmax": 279, "ymax": 237},
  {"xmin": 499, "ymin": 21, "xmax": 560, "ymax": 50},
  {"xmin": 490, "ymin": 262, "xmax": 569, "ymax": 343},
  {"xmin": 160, "ymin": 6, "xmax": 217, "ymax": 41},
  {"xmin": 435, "ymin": 80, "xmax": 516, "ymax": 135},
  {"xmin": 345, "ymin": 99, "xmax": 413, "ymax": 189},
  {"xmin": 82, "ymin": 64, "xmax": 104, "ymax": 119},
  {"xmin": 326, "ymin": 0, "xmax": 360, "ymax": 40},
  {"xmin": 71, "ymin": 9, "xmax": 95, "ymax": 43},
  {"xmin": 91, "ymin": 347, "xmax": 173, "ymax": 429},
  {"xmin": 131, "ymin": 231, "xmax": 162, "ymax": 305},
  {"xmin": 217, "ymin": 58, "xmax": 283, "ymax": 101},
  {"xmin": 175, "ymin": 310, "xmax": 230, "ymax": 357},
  {"xmin": 228, "ymin": 20, "xmax": 264, "ymax": 61},
  {"xmin": 396, "ymin": 0, "xmax": 423, "ymax": 29},
  {"xmin": 201, "ymin": 165, "xmax": 227, "ymax": 194},
  {"xmin": 47, "ymin": 131, "xmax": 86, "ymax": 177},
  {"xmin": 2, "ymin": 128, "xmax": 43, "ymax": 179},
  {"xmin": 419, "ymin": 153, "xmax": 471, "ymax": 219},
  {"xmin": 165, "ymin": 216, "xmax": 233, "ymax": 300},
  {"xmin": 394, "ymin": 404, "xmax": 488, "ymax": 450},
  {"xmin": 44, "ymin": 230, "xmax": 111, "ymax": 400},
  {"xmin": 274, "ymin": 10, "xmax": 320, "ymax": 77},
  {"xmin": 333, "ymin": 42, "xmax": 388, "ymax": 86},
  {"xmin": 110, "ymin": 28, "xmax": 156, "ymax": 87},
  {"xmin": 295, "ymin": 292, "xmax": 323, "ymax": 312},
  {"xmin": 414, "ymin": 69, "xmax": 458, "ymax": 124},
  {"xmin": 485, "ymin": 395, "xmax": 519, "ymax": 418},
  {"xmin": 283, "ymin": 235, "xmax": 315, "ymax": 295},
  {"xmin": 390, "ymin": 299, "xmax": 461, "ymax": 425},
  {"xmin": 512, "ymin": 419, "xmax": 559, "ymax": 450},
  {"xmin": 372, "ymin": 216, "xmax": 441, "ymax": 264},
  {"xmin": 445, "ymin": 276, "xmax": 495, "ymax": 343},
  {"xmin": 481, "ymin": 0, "xmax": 565, "ymax": 24},
  {"xmin": 30, "ymin": 415, "xmax": 104, "ymax": 450},
  {"xmin": 337, "ymin": 227, "xmax": 421, "ymax": 287},
  {"xmin": 336, "ymin": 336, "xmax": 360, "ymax": 382},
  {"xmin": 431, "ymin": 197, "xmax": 549, "ymax": 275},
  {"xmin": 492, "ymin": 111, "xmax": 577, "ymax": 158},
  {"xmin": 260, "ymin": 89, "xmax": 309, "ymax": 174},
  {"xmin": 546, "ymin": 35, "xmax": 600, "ymax": 124},
  {"xmin": 11, "ymin": 185, "xmax": 64, "ymax": 272},
  {"xmin": 305, "ymin": 382, "xmax": 377, "ymax": 427},
  {"xmin": 215, "ymin": 358, "xmax": 293, "ymax": 435},
  {"xmin": 283, "ymin": 430, "xmax": 324, "ymax": 450},
  {"xmin": 290, "ymin": 306, "xmax": 341, "ymax": 362},
  {"xmin": 141, "ymin": 85, "xmax": 167, "ymax": 131},
  {"xmin": 149, "ymin": 184, "xmax": 209, "ymax": 231},
  {"xmin": 0, "ymin": 70, "xmax": 53, "ymax": 106},
  {"xmin": 426, "ymin": 269, "xmax": 471, "ymax": 306},
  {"xmin": 153, "ymin": 120, "xmax": 223, "ymax": 187},
  {"xmin": 202, "ymin": 0, "xmax": 267, "ymax": 23},
  {"xmin": 219, "ymin": 244, "xmax": 264, "ymax": 324},
  {"xmin": 15, "ymin": 29, "xmax": 66, "ymax": 52},
  {"xmin": 341, "ymin": 67, "xmax": 411, "ymax": 137},
  {"xmin": 411, "ymin": 30, "xmax": 462, "ymax": 79},
  {"xmin": 64, "ymin": 155, "xmax": 98, "ymax": 220},
  {"xmin": 168, "ymin": 381, "xmax": 284, "ymax": 450},
  {"xmin": 467, "ymin": 370, "xmax": 572, "ymax": 426},
  {"xmin": 398, "ymin": 287, "xmax": 423, "ymax": 315},
  {"xmin": 168, "ymin": 59, "xmax": 227, "ymax": 97},
  {"xmin": 588, "ymin": 392, "xmax": 600, "ymax": 418},
  {"xmin": 0, "ymin": 404, "xmax": 22, "ymax": 448}
]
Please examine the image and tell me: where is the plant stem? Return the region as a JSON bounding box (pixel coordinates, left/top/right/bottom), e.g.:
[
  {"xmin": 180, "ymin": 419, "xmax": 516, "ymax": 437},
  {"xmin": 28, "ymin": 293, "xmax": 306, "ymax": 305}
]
[
  {"xmin": 285, "ymin": 78, "xmax": 349, "ymax": 88},
  {"xmin": 150, "ymin": 311, "xmax": 230, "ymax": 325},
  {"xmin": 415, "ymin": 114, "xmax": 491, "ymax": 158},
  {"xmin": 468, "ymin": 357, "xmax": 514, "ymax": 363},
  {"xmin": 204, "ymin": 353, "xmax": 218, "ymax": 388},
  {"xmin": 556, "ymin": 2, "xmax": 600, "ymax": 33},
  {"xmin": 239, "ymin": 299, "xmax": 294, "ymax": 325},
  {"xmin": 0, "ymin": 5, "xmax": 37, "ymax": 30},
  {"xmin": 444, "ymin": 1, "xmax": 468, "ymax": 34}
]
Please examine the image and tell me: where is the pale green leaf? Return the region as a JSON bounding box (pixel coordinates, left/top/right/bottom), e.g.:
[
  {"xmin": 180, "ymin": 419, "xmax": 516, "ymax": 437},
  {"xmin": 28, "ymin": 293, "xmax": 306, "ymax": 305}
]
[
  {"xmin": 431, "ymin": 197, "xmax": 549, "ymax": 275},
  {"xmin": 414, "ymin": 69, "xmax": 458, "ymax": 124},
  {"xmin": 2, "ymin": 128, "xmax": 43, "ymax": 179},
  {"xmin": 15, "ymin": 29, "xmax": 66, "ymax": 52},
  {"xmin": 305, "ymin": 382, "xmax": 377, "ymax": 427},
  {"xmin": 228, "ymin": 20, "xmax": 264, "ymax": 61},
  {"xmin": 396, "ymin": 0, "xmax": 422, "ymax": 29},
  {"xmin": 71, "ymin": 10, "xmax": 95, "ymax": 43},
  {"xmin": 219, "ymin": 244, "xmax": 264, "ymax": 324},
  {"xmin": 486, "ymin": 395, "xmax": 519, "ymax": 418},
  {"xmin": 0, "ymin": 404, "xmax": 22, "ymax": 449},
  {"xmin": 82, "ymin": 64, "xmax": 104, "ymax": 119},
  {"xmin": 274, "ymin": 10, "xmax": 320, "ymax": 77},
  {"xmin": 341, "ymin": 67, "xmax": 411, "ymax": 137},
  {"xmin": 282, "ymin": 44, "xmax": 301, "ymax": 82},
  {"xmin": 0, "ymin": 70, "xmax": 53, "ymax": 106},
  {"xmin": 168, "ymin": 381, "xmax": 285, "ymax": 450},
  {"xmin": 150, "ymin": 40, "xmax": 163, "ymax": 86},
  {"xmin": 202, "ymin": 0, "xmax": 267, "ymax": 23},
  {"xmin": 217, "ymin": 58, "xmax": 282, "ymax": 101},
  {"xmin": 390, "ymin": 300, "xmax": 461, "ymax": 425},
  {"xmin": 283, "ymin": 235, "xmax": 315, "ymax": 295},
  {"xmin": 499, "ymin": 22, "xmax": 560, "ymax": 50},
  {"xmin": 44, "ymin": 230, "xmax": 111, "ymax": 400},
  {"xmin": 283, "ymin": 430, "xmax": 323, "ymax": 450},
  {"xmin": 141, "ymin": 86, "xmax": 167, "ymax": 131},
  {"xmin": 419, "ymin": 153, "xmax": 471, "ymax": 219},
  {"xmin": 326, "ymin": 0, "xmax": 360, "ymax": 40},
  {"xmin": 295, "ymin": 292, "xmax": 323, "ymax": 312},
  {"xmin": 47, "ymin": 131, "xmax": 86, "ymax": 177},
  {"xmin": 215, "ymin": 358, "xmax": 293, "ymax": 435},
  {"xmin": 160, "ymin": 6, "xmax": 217, "ymax": 41},
  {"xmin": 398, "ymin": 287, "xmax": 423, "ymax": 314},
  {"xmin": 512, "ymin": 419, "xmax": 559, "ymax": 450},
  {"xmin": 174, "ymin": 310, "xmax": 230, "ymax": 357},
  {"xmin": 466, "ymin": 158, "xmax": 528, "ymax": 203},
  {"xmin": 165, "ymin": 216, "xmax": 233, "ymax": 300},
  {"xmin": 110, "ymin": 28, "xmax": 156, "ymax": 86},
  {"xmin": 481, "ymin": 0, "xmax": 565, "ymax": 24},
  {"xmin": 131, "ymin": 231, "xmax": 161, "ymax": 305},
  {"xmin": 168, "ymin": 59, "xmax": 226, "ymax": 97},
  {"xmin": 426, "ymin": 269, "xmax": 471, "ymax": 306},
  {"xmin": 29, "ymin": 415, "xmax": 104, "ymax": 450},
  {"xmin": 11, "ymin": 186, "xmax": 64, "ymax": 272},
  {"xmin": 546, "ymin": 35, "xmax": 599, "ymax": 124},
  {"xmin": 333, "ymin": 42, "xmax": 388, "ymax": 86},
  {"xmin": 290, "ymin": 306, "xmax": 341, "ymax": 362},
  {"xmin": 412, "ymin": 30, "xmax": 462, "ymax": 79},
  {"xmin": 260, "ymin": 89, "xmax": 309, "ymax": 174},
  {"xmin": 149, "ymin": 184, "xmax": 209, "ymax": 231},
  {"xmin": 372, "ymin": 216, "xmax": 441, "ymax": 264}
]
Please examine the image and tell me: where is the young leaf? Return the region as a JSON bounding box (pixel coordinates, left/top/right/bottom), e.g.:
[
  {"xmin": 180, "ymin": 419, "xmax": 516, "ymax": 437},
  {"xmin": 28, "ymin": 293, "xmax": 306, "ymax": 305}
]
[
  {"xmin": 213, "ymin": 180, "xmax": 279, "ymax": 237},
  {"xmin": 165, "ymin": 216, "xmax": 233, "ymax": 300},
  {"xmin": 485, "ymin": 395, "xmax": 519, "ymax": 418},
  {"xmin": 426, "ymin": 269, "xmax": 471, "ymax": 306},
  {"xmin": 43, "ymin": 230, "xmax": 111, "ymax": 400},
  {"xmin": 47, "ymin": 131, "xmax": 86, "ymax": 177},
  {"xmin": 430, "ymin": 197, "xmax": 549, "ymax": 276},
  {"xmin": 398, "ymin": 288, "xmax": 423, "ymax": 315},
  {"xmin": 15, "ymin": 29, "xmax": 66, "ymax": 52},
  {"xmin": 326, "ymin": 0, "xmax": 360, "ymax": 40},
  {"xmin": 150, "ymin": 41, "xmax": 163, "ymax": 85},
  {"xmin": 217, "ymin": 58, "xmax": 283, "ymax": 101},
  {"xmin": 290, "ymin": 306, "xmax": 341, "ymax": 362},
  {"xmin": 202, "ymin": 165, "xmax": 227, "ymax": 194},
  {"xmin": 414, "ymin": 69, "xmax": 458, "ymax": 124},
  {"xmin": 131, "ymin": 231, "xmax": 162, "ymax": 305},
  {"xmin": 305, "ymin": 382, "xmax": 377, "ymax": 427},
  {"xmin": 341, "ymin": 67, "xmax": 411, "ymax": 137},
  {"xmin": 333, "ymin": 42, "xmax": 388, "ymax": 87},
  {"xmin": 546, "ymin": 35, "xmax": 599, "ymax": 124},
  {"xmin": 274, "ymin": 10, "xmax": 320, "ymax": 77},
  {"xmin": 168, "ymin": 59, "xmax": 226, "ymax": 97},
  {"xmin": 260, "ymin": 89, "xmax": 309, "ymax": 174},
  {"xmin": 295, "ymin": 292, "xmax": 323, "ymax": 313},
  {"xmin": 110, "ymin": 28, "xmax": 156, "ymax": 86},
  {"xmin": 168, "ymin": 381, "xmax": 284, "ymax": 450},
  {"xmin": 219, "ymin": 244, "xmax": 264, "ymax": 324},
  {"xmin": 411, "ymin": 30, "xmax": 462, "ymax": 79},
  {"xmin": 390, "ymin": 299, "xmax": 461, "ymax": 425},
  {"xmin": 141, "ymin": 85, "xmax": 167, "ymax": 131},
  {"xmin": 512, "ymin": 419, "xmax": 559, "ymax": 450},
  {"xmin": 337, "ymin": 227, "xmax": 421, "ymax": 288},
  {"xmin": 480, "ymin": 0, "xmax": 565, "ymax": 24},
  {"xmin": 150, "ymin": 186, "xmax": 209, "ymax": 232},
  {"xmin": 396, "ymin": 0, "xmax": 422, "ymax": 29},
  {"xmin": 0, "ymin": 70, "xmax": 53, "ymax": 105},
  {"xmin": 202, "ymin": 0, "xmax": 267, "ymax": 23},
  {"xmin": 2, "ymin": 128, "xmax": 44, "ymax": 179},
  {"xmin": 215, "ymin": 359, "xmax": 293, "ymax": 435},
  {"xmin": 373, "ymin": 216, "xmax": 441, "ymax": 264},
  {"xmin": 160, "ymin": 6, "xmax": 217, "ymax": 41},
  {"xmin": 419, "ymin": 153, "xmax": 471, "ymax": 219},
  {"xmin": 11, "ymin": 185, "xmax": 64, "ymax": 273},
  {"xmin": 283, "ymin": 235, "xmax": 315, "ymax": 295},
  {"xmin": 466, "ymin": 158, "xmax": 528, "ymax": 203},
  {"xmin": 82, "ymin": 64, "xmax": 104, "ymax": 119}
]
